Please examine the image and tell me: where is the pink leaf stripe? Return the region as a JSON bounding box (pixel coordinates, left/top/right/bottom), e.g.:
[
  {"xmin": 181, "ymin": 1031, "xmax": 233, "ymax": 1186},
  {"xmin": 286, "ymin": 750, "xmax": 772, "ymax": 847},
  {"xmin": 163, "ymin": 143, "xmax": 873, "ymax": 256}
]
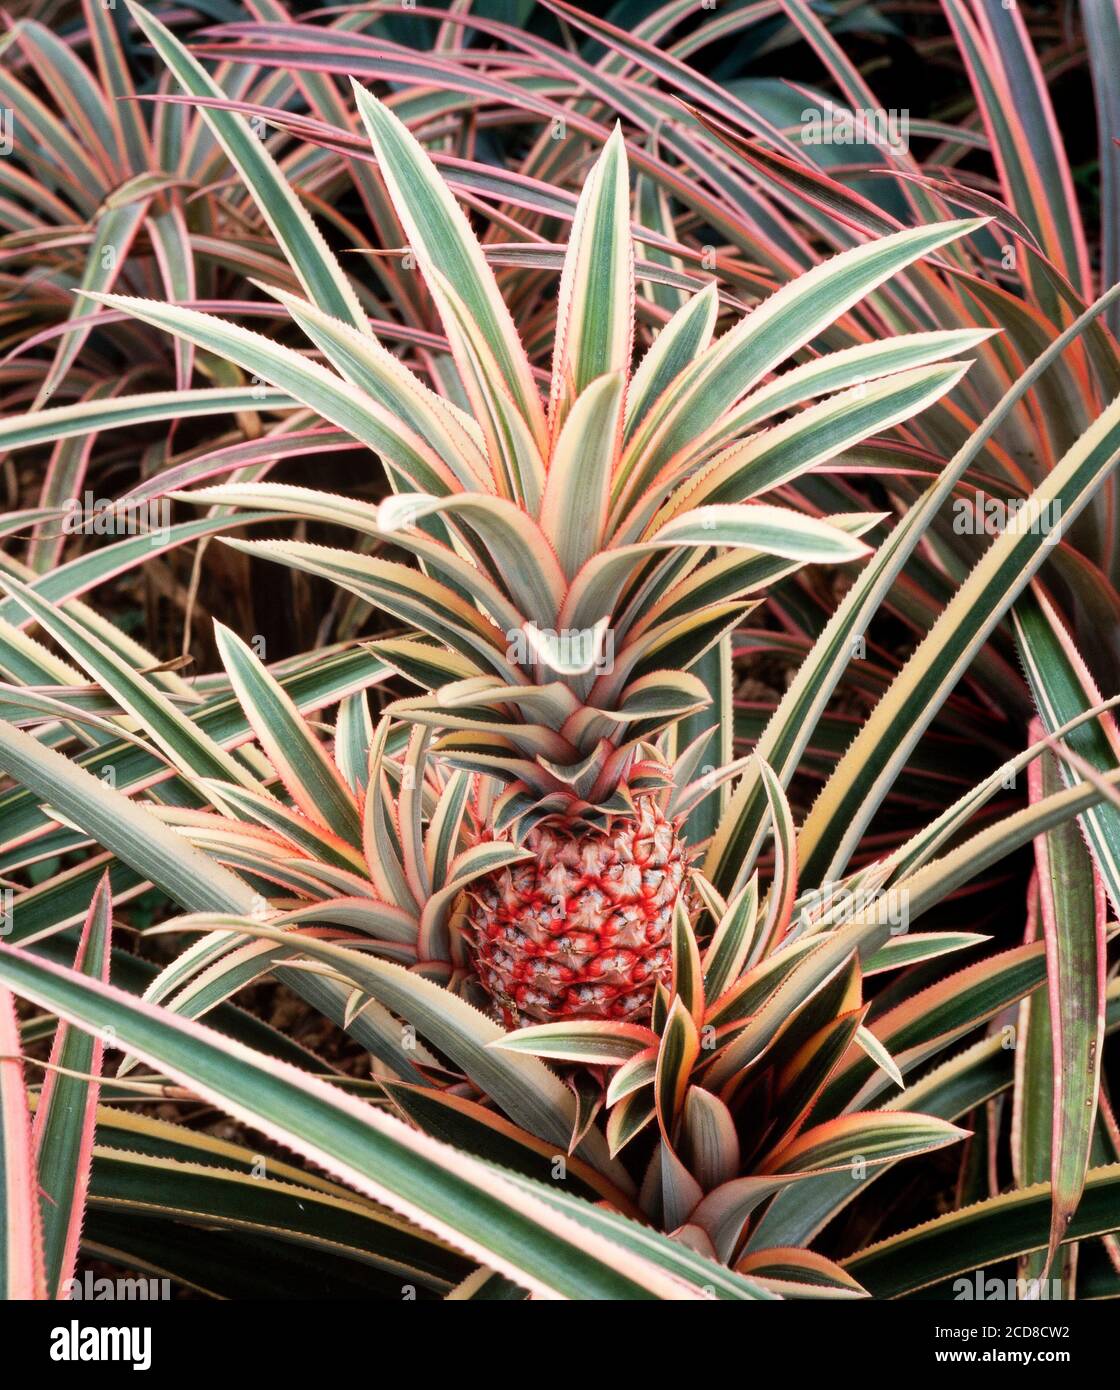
[
  {"xmin": 1027, "ymin": 728, "xmax": 1107, "ymax": 1277},
  {"xmin": 0, "ymin": 986, "xmax": 46, "ymax": 1300},
  {"xmin": 31, "ymin": 874, "xmax": 112, "ymax": 1297}
]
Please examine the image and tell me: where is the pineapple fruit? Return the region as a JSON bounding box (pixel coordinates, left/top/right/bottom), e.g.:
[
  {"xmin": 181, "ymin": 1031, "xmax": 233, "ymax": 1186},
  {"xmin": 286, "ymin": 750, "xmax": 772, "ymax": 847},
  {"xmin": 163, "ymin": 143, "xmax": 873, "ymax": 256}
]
[{"xmin": 467, "ymin": 798, "xmax": 686, "ymax": 1027}]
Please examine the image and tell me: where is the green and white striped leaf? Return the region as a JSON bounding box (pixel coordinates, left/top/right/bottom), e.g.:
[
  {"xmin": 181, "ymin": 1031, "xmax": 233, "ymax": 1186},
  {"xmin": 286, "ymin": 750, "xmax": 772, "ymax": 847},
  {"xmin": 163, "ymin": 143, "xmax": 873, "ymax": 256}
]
[
  {"xmin": 0, "ymin": 389, "xmax": 295, "ymax": 454},
  {"xmin": 650, "ymin": 505, "xmax": 872, "ymax": 563},
  {"xmin": 88, "ymin": 295, "xmax": 455, "ymax": 498},
  {"xmin": 800, "ymin": 373, "xmax": 1120, "ymax": 886},
  {"xmin": 32, "ymin": 876, "xmax": 111, "ymax": 1296},
  {"xmin": 845, "ymin": 1165, "xmax": 1120, "ymax": 1298},
  {"xmin": 352, "ymin": 83, "xmax": 545, "ymax": 446},
  {"xmin": 1028, "ymin": 744, "xmax": 1107, "ymax": 1276},
  {"xmin": 214, "ymin": 622, "xmax": 362, "ymax": 849},
  {"xmin": 1015, "ymin": 591, "xmax": 1120, "ymax": 914},
  {"xmin": 493, "ymin": 1022, "xmax": 656, "ymax": 1067},
  {"xmin": 693, "ymin": 1113, "xmax": 967, "ymax": 1260},
  {"xmin": 0, "ymin": 986, "xmax": 45, "ymax": 1299},
  {"xmin": 549, "ymin": 125, "xmax": 633, "ymax": 436},
  {"xmin": 616, "ymin": 218, "xmax": 984, "ymax": 510},
  {"xmin": 539, "ymin": 373, "xmax": 624, "ymax": 580},
  {"xmin": 0, "ymin": 718, "xmax": 256, "ymax": 916},
  {"xmin": 0, "ymin": 942, "xmax": 759, "ymax": 1299},
  {"xmin": 0, "ymin": 574, "xmax": 257, "ymax": 802},
  {"xmin": 625, "ymin": 283, "xmax": 718, "ymax": 441},
  {"xmin": 705, "ymin": 285, "xmax": 1120, "ymax": 896},
  {"xmin": 127, "ymin": 2, "xmax": 367, "ymax": 331}
]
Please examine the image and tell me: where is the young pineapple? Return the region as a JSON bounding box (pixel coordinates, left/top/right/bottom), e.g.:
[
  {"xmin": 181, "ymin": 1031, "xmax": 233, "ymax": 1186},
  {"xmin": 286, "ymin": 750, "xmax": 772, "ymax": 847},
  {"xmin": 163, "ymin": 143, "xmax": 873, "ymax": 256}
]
[
  {"xmin": 98, "ymin": 84, "xmax": 983, "ymax": 1029},
  {"xmin": 468, "ymin": 799, "xmax": 686, "ymax": 1027}
]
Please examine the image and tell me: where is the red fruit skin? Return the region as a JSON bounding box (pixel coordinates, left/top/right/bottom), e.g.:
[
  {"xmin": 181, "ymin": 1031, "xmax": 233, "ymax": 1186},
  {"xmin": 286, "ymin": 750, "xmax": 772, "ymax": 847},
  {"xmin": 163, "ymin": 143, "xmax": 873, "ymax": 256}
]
[{"xmin": 466, "ymin": 799, "xmax": 686, "ymax": 1028}]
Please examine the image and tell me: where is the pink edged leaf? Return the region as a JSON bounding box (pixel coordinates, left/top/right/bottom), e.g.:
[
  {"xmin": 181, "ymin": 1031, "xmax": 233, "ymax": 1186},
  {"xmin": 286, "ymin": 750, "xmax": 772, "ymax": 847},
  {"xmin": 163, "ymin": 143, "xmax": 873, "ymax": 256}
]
[
  {"xmin": 681, "ymin": 1086, "xmax": 740, "ymax": 1191},
  {"xmin": 351, "ymin": 83, "xmax": 546, "ymax": 450},
  {"xmin": 650, "ymin": 1138, "xmax": 703, "ymax": 1233},
  {"xmin": 606, "ymin": 1045, "xmax": 658, "ymax": 1107},
  {"xmin": 670, "ymin": 898, "xmax": 704, "ymax": 1024},
  {"xmin": 492, "ymin": 1020, "xmax": 657, "ymax": 1067},
  {"xmin": 1027, "ymin": 726, "xmax": 1107, "ymax": 1280},
  {"xmin": 944, "ymin": 0, "xmax": 1091, "ymax": 297},
  {"xmin": 750, "ymin": 759, "xmax": 798, "ymax": 962},
  {"xmin": 606, "ymin": 1087, "xmax": 656, "ymax": 1157},
  {"xmin": 213, "ymin": 621, "xmax": 362, "ymax": 849},
  {"xmin": 655, "ymin": 997, "xmax": 700, "ymax": 1138},
  {"xmin": 735, "ymin": 1245, "xmax": 869, "ymax": 1298},
  {"xmin": 566, "ymin": 1069, "xmax": 604, "ymax": 1157},
  {"xmin": 0, "ymin": 985, "xmax": 46, "ymax": 1300},
  {"xmin": 32, "ymin": 873, "xmax": 112, "ymax": 1297},
  {"xmin": 548, "ymin": 125, "xmax": 634, "ymax": 441},
  {"xmin": 694, "ymin": 1112, "xmax": 967, "ymax": 1260}
]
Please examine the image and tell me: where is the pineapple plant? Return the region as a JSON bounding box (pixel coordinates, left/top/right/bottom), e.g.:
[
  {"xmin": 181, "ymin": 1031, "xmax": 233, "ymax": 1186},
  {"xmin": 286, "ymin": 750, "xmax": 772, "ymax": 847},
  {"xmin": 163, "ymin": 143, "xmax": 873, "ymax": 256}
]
[
  {"xmin": 1, "ymin": 3, "xmax": 1120, "ymax": 1302},
  {"xmin": 77, "ymin": 10, "xmax": 990, "ymax": 1035},
  {"xmin": 1, "ymin": 673, "xmax": 1103, "ymax": 1287}
]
